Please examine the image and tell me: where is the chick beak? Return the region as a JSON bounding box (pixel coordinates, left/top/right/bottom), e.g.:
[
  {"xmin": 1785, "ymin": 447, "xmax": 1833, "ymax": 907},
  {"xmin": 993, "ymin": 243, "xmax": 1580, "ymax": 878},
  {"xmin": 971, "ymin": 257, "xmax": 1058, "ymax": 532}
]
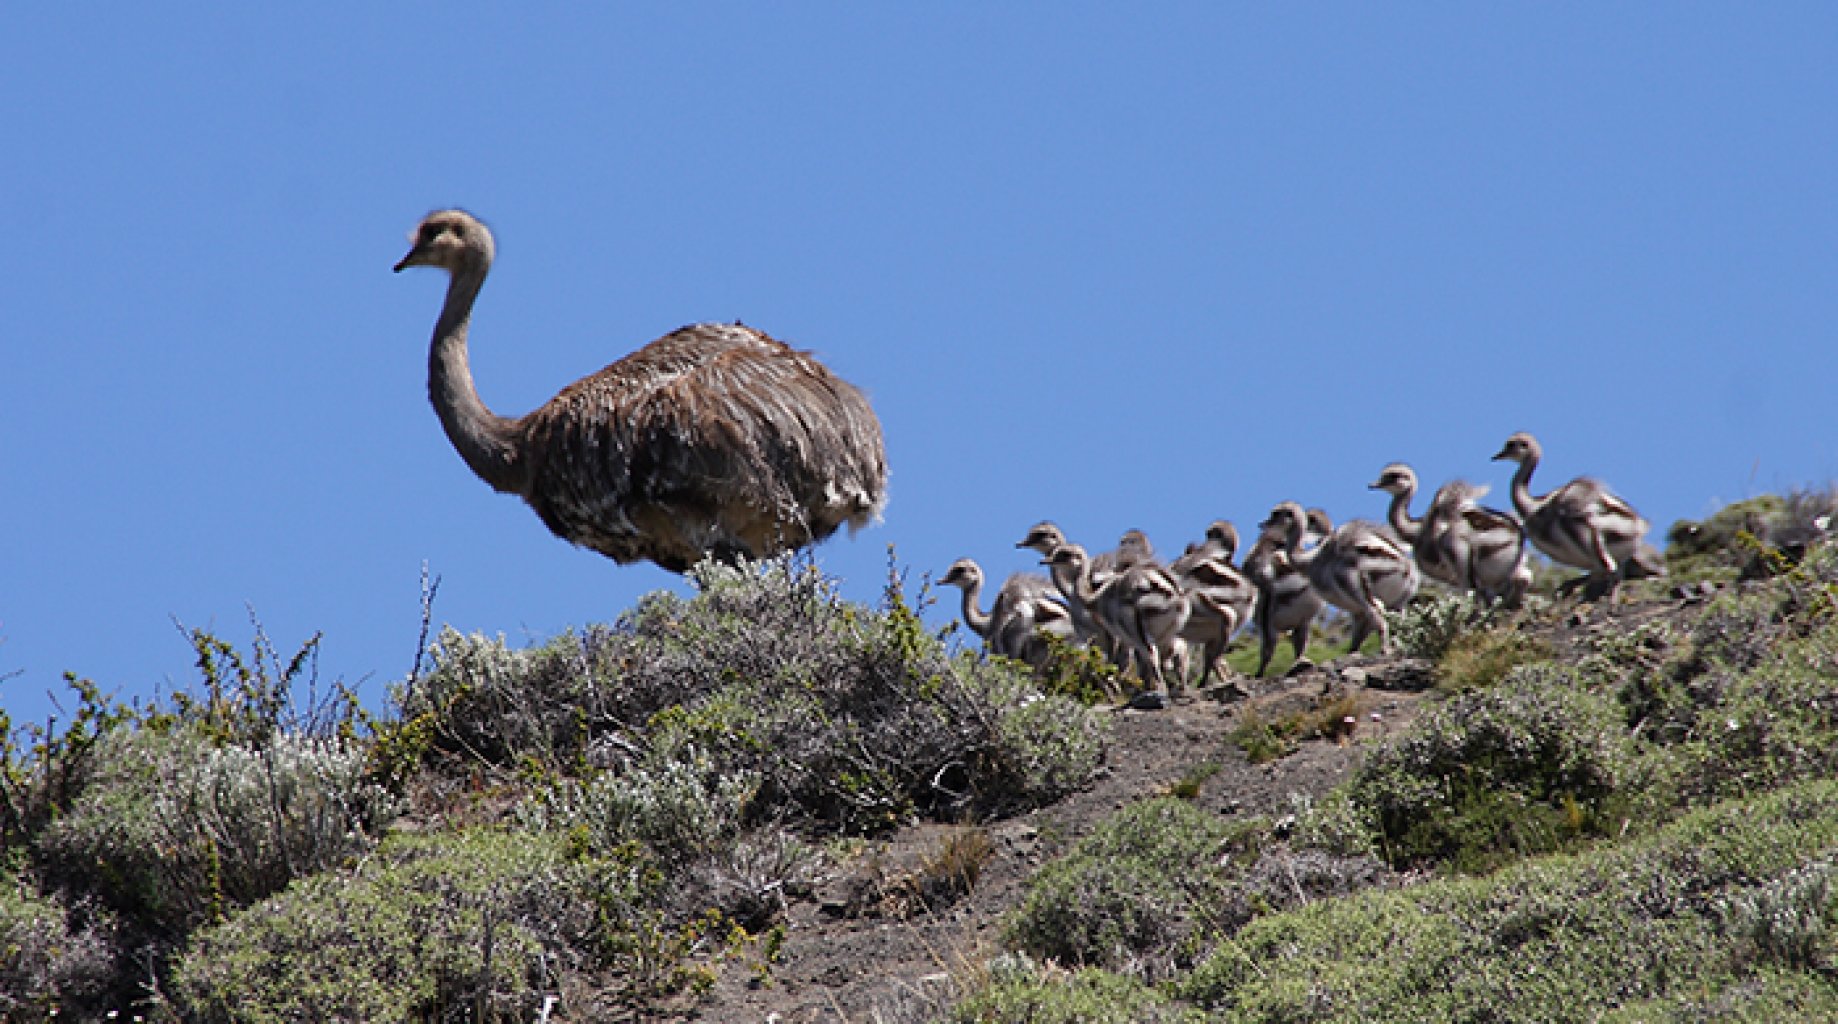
[{"xmin": 393, "ymin": 245, "xmax": 427, "ymax": 273}]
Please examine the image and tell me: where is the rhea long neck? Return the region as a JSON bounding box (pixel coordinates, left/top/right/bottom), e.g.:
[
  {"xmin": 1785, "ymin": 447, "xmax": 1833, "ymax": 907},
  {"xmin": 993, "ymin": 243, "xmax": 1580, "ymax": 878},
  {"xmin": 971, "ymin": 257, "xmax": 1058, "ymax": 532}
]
[
  {"xmin": 427, "ymin": 263, "xmax": 529, "ymax": 495},
  {"xmin": 1280, "ymin": 519, "xmax": 1317, "ymax": 569},
  {"xmin": 1067, "ymin": 557, "xmax": 1106, "ymax": 607},
  {"xmin": 954, "ymin": 577, "xmax": 993, "ymax": 638},
  {"xmin": 1506, "ymin": 454, "xmax": 1541, "ymax": 520},
  {"xmin": 1383, "ymin": 487, "xmax": 1421, "ymax": 543}
]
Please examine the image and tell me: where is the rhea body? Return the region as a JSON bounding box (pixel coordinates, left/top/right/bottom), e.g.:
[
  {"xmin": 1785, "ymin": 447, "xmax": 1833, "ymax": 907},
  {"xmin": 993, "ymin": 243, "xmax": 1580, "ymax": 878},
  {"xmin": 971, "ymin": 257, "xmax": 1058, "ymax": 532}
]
[
  {"xmin": 1369, "ymin": 463, "xmax": 1466, "ymax": 589},
  {"xmin": 1016, "ymin": 522, "xmax": 1157, "ymax": 661},
  {"xmin": 1491, "ymin": 432, "xmax": 1659, "ymax": 598},
  {"xmin": 395, "ymin": 209, "xmax": 887, "ymax": 571},
  {"xmin": 1243, "ymin": 515, "xmax": 1324, "ymax": 677},
  {"xmin": 938, "ymin": 558, "xmax": 1073, "ymax": 671},
  {"xmin": 1169, "ymin": 521, "xmax": 1256, "ymax": 688},
  {"xmin": 1422, "ymin": 480, "xmax": 1533, "ymax": 606},
  {"xmin": 1263, "ymin": 502, "xmax": 1418, "ymax": 658},
  {"xmin": 1044, "ymin": 543, "xmax": 1189, "ymax": 697},
  {"xmin": 1371, "ymin": 463, "xmax": 1530, "ymax": 605}
]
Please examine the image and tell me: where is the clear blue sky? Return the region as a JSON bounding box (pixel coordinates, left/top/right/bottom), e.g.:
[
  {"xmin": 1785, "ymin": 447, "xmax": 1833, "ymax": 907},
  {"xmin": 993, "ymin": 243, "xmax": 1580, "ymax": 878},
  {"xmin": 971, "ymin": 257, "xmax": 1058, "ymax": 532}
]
[{"xmin": 5, "ymin": 5, "xmax": 1836, "ymax": 728}]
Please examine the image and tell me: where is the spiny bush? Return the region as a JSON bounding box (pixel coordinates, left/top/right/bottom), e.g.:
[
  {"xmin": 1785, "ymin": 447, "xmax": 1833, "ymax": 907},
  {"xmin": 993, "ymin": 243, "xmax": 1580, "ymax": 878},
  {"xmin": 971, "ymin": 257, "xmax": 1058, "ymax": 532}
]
[
  {"xmin": 36, "ymin": 725, "xmax": 398, "ymax": 936},
  {"xmin": 0, "ymin": 675, "xmax": 134, "ymax": 852},
  {"xmin": 1388, "ymin": 591, "xmax": 1495, "ymax": 661},
  {"xmin": 0, "ymin": 876, "xmax": 119, "ymax": 1020},
  {"xmin": 1006, "ymin": 797, "xmax": 1243, "ymax": 977},
  {"xmin": 4, "ymin": 623, "xmax": 383, "ymax": 1012},
  {"xmin": 171, "ymin": 830, "xmax": 654, "ymax": 1024},
  {"xmin": 174, "ymin": 621, "xmax": 358, "ymax": 747},
  {"xmin": 517, "ymin": 752, "xmax": 821, "ymax": 931},
  {"xmin": 1176, "ymin": 779, "xmax": 1838, "ymax": 1023},
  {"xmin": 1349, "ymin": 665, "xmax": 1635, "ymax": 871},
  {"xmin": 394, "ymin": 557, "xmax": 1109, "ymax": 834}
]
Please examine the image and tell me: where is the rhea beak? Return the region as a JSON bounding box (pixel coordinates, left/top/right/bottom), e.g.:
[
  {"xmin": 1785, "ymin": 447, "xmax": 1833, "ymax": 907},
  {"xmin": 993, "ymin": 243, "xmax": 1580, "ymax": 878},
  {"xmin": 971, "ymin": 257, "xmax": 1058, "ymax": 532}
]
[{"xmin": 393, "ymin": 246, "xmax": 427, "ymax": 273}]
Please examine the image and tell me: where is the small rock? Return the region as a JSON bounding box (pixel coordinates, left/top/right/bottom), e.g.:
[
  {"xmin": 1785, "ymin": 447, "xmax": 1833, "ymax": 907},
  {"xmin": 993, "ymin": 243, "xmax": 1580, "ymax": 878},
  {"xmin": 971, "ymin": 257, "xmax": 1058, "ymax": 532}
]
[{"xmin": 1126, "ymin": 690, "xmax": 1171, "ymax": 711}]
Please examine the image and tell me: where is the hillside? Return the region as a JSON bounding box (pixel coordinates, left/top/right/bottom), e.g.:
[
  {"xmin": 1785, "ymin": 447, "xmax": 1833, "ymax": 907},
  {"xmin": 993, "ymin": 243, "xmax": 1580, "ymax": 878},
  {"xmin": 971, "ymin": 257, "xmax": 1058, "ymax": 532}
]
[{"xmin": 3, "ymin": 494, "xmax": 1836, "ymax": 1022}]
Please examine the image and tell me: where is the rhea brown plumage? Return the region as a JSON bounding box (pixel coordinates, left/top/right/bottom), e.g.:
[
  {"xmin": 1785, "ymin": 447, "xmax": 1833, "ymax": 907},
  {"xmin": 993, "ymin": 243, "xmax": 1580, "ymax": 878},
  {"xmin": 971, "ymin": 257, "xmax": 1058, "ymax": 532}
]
[{"xmin": 395, "ymin": 209, "xmax": 887, "ymax": 572}]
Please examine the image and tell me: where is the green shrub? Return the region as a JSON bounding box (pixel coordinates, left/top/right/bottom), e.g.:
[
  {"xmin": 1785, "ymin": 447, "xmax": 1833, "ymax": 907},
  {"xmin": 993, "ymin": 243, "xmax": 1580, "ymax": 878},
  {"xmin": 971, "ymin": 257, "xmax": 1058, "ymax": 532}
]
[
  {"xmin": 1680, "ymin": 586, "xmax": 1806, "ymax": 677},
  {"xmin": 1178, "ymin": 779, "xmax": 1838, "ymax": 1023},
  {"xmin": 37, "ymin": 726, "xmax": 397, "ymax": 936},
  {"xmin": 518, "ymin": 752, "xmax": 820, "ymax": 930},
  {"xmin": 1667, "ymin": 489, "xmax": 1837, "ymax": 581},
  {"xmin": 394, "ymin": 558, "xmax": 1108, "ymax": 834},
  {"xmin": 1005, "ymin": 797, "xmax": 1244, "ymax": 976},
  {"xmin": 171, "ymin": 830, "xmax": 638, "ymax": 1024},
  {"xmin": 1349, "ymin": 666, "xmax": 1634, "ymax": 871},
  {"xmin": 1, "ymin": 675, "xmax": 134, "ymax": 851},
  {"xmin": 1667, "ymin": 495, "xmax": 1787, "ymax": 580},
  {"xmin": 0, "ymin": 877, "xmax": 119, "ymax": 1020},
  {"xmin": 1227, "ymin": 708, "xmax": 1293, "ymax": 764},
  {"xmin": 1028, "ymin": 630, "xmax": 1124, "ymax": 704},
  {"xmin": 1614, "ymin": 581, "xmax": 1838, "ymax": 808},
  {"xmin": 1389, "ymin": 591, "xmax": 1492, "ymax": 661},
  {"xmin": 1597, "ymin": 971, "xmax": 1838, "ymax": 1024},
  {"xmin": 1283, "ymin": 789, "xmax": 1381, "ymax": 860},
  {"xmin": 945, "ymin": 955, "xmax": 1206, "ymax": 1023},
  {"xmin": 1715, "ymin": 855, "xmax": 1835, "ymax": 973},
  {"xmin": 524, "ymin": 756, "xmax": 757, "ymax": 866},
  {"xmin": 987, "ymin": 676, "xmax": 1112, "ymax": 802},
  {"xmin": 1007, "ymin": 790, "xmax": 1399, "ymax": 982}
]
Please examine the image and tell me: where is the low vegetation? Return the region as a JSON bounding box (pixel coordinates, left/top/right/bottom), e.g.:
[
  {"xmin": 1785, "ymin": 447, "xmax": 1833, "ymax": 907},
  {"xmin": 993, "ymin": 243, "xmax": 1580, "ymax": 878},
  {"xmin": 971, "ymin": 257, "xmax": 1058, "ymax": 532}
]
[
  {"xmin": 1173, "ymin": 780, "xmax": 1838, "ymax": 1022},
  {"xmin": 1, "ymin": 557, "xmax": 1107, "ymax": 1019},
  {"xmin": 4, "ymin": 497, "xmax": 1836, "ymax": 1020}
]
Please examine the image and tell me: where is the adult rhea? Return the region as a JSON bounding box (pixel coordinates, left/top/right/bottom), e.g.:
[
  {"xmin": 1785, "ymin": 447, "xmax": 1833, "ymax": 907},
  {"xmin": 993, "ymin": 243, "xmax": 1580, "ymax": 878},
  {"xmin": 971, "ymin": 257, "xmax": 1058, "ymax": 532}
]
[{"xmin": 395, "ymin": 209, "xmax": 887, "ymax": 571}]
